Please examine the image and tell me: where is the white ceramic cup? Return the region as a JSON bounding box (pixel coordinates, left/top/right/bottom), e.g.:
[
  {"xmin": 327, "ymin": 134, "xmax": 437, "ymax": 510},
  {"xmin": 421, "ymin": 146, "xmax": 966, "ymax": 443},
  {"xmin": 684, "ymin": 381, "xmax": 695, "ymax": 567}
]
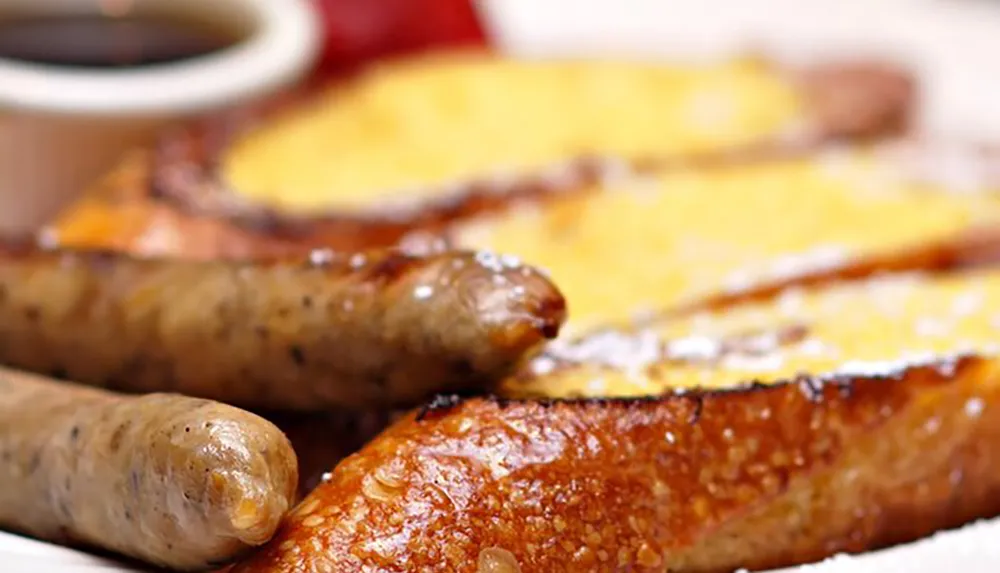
[{"xmin": 0, "ymin": 0, "xmax": 321, "ymax": 234}]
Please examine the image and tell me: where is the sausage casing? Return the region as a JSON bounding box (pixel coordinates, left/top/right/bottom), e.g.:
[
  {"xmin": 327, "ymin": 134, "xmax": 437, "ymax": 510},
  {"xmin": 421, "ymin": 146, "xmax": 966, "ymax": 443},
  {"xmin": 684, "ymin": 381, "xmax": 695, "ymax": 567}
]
[
  {"xmin": 0, "ymin": 367, "xmax": 298, "ymax": 570},
  {"xmin": 0, "ymin": 244, "xmax": 565, "ymax": 410}
]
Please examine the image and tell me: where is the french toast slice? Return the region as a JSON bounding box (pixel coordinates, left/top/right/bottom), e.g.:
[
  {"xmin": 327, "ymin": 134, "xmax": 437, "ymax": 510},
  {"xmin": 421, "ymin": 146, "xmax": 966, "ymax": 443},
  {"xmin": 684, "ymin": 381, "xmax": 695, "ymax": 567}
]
[
  {"xmin": 45, "ymin": 53, "xmax": 913, "ymax": 258},
  {"xmin": 230, "ymin": 265, "xmax": 1000, "ymax": 573},
  {"xmin": 451, "ymin": 143, "xmax": 1000, "ymax": 332},
  {"xmin": 217, "ymin": 54, "xmax": 905, "ymax": 210}
]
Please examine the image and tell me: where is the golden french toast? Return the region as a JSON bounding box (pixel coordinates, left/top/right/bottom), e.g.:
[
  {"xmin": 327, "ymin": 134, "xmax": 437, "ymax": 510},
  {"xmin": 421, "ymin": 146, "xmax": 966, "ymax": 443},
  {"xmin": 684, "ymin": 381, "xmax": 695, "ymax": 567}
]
[
  {"xmin": 38, "ymin": 50, "xmax": 1000, "ymax": 573},
  {"xmin": 45, "ymin": 52, "xmax": 912, "ymax": 258},
  {"xmin": 231, "ymin": 261, "xmax": 1000, "ymax": 573},
  {"xmin": 217, "ymin": 53, "xmax": 891, "ymax": 211},
  {"xmin": 452, "ymin": 143, "xmax": 1000, "ymax": 331}
]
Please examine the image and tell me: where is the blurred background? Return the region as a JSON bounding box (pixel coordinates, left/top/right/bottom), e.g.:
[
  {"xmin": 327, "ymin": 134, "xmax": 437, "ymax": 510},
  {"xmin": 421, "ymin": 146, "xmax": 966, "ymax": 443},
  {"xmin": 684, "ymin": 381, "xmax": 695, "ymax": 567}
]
[{"xmin": 1, "ymin": 0, "xmax": 1000, "ymax": 231}]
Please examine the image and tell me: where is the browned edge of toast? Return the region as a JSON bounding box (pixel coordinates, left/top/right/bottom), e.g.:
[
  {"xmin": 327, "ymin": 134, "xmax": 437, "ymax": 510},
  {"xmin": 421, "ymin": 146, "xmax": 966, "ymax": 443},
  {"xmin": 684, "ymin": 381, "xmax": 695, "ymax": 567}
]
[{"xmin": 229, "ymin": 353, "xmax": 1000, "ymax": 573}]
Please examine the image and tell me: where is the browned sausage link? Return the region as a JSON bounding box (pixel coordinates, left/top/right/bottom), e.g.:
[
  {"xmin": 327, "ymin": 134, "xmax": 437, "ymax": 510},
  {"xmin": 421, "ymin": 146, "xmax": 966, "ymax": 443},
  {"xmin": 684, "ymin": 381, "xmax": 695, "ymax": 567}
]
[
  {"xmin": 0, "ymin": 367, "xmax": 297, "ymax": 571},
  {"xmin": 0, "ymin": 244, "xmax": 566, "ymax": 410}
]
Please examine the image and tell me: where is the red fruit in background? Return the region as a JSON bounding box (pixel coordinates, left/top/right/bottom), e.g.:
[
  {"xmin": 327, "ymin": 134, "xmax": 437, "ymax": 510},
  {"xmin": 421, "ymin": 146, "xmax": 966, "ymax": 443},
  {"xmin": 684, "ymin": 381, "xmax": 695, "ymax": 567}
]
[{"xmin": 309, "ymin": 0, "xmax": 489, "ymax": 77}]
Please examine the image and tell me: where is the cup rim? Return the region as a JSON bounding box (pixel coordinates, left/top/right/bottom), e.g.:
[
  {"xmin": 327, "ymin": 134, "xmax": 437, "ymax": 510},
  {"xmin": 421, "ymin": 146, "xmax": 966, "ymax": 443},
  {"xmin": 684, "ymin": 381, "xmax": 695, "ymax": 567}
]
[{"xmin": 0, "ymin": 0, "xmax": 321, "ymax": 117}]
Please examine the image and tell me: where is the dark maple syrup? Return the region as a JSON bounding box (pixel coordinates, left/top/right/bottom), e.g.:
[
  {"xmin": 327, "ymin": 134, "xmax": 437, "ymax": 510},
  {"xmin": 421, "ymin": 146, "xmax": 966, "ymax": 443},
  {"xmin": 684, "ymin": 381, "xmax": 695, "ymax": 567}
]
[{"xmin": 0, "ymin": 14, "xmax": 243, "ymax": 69}]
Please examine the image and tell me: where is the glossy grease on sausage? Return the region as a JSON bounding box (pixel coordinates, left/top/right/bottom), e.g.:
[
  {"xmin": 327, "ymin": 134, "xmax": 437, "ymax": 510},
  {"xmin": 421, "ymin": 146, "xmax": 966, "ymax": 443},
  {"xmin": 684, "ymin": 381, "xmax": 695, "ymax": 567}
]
[
  {"xmin": 0, "ymin": 244, "xmax": 566, "ymax": 410},
  {"xmin": 0, "ymin": 367, "xmax": 297, "ymax": 570}
]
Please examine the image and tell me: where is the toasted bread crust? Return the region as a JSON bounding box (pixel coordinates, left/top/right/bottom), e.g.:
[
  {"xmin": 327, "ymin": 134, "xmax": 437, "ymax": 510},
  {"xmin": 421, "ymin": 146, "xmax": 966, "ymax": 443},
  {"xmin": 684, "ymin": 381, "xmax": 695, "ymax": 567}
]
[
  {"xmin": 794, "ymin": 61, "xmax": 915, "ymax": 140},
  {"xmin": 47, "ymin": 60, "xmax": 914, "ymax": 259},
  {"xmin": 660, "ymin": 224, "xmax": 1000, "ymax": 318},
  {"xmin": 230, "ymin": 357, "xmax": 1000, "ymax": 573}
]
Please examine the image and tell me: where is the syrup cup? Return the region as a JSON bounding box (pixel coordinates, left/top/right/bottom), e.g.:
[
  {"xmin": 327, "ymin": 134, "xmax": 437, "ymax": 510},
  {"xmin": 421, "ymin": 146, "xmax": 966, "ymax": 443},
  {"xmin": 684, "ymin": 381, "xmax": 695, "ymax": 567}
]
[{"xmin": 0, "ymin": 0, "xmax": 321, "ymax": 233}]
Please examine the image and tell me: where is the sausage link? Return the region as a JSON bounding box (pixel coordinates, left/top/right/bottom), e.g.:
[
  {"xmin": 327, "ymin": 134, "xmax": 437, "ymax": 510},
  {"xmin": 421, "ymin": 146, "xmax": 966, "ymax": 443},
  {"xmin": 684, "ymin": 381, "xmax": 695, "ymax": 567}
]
[
  {"xmin": 0, "ymin": 244, "xmax": 566, "ymax": 410},
  {"xmin": 0, "ymin": 367, "xmax": 298, "ymax": 570}
]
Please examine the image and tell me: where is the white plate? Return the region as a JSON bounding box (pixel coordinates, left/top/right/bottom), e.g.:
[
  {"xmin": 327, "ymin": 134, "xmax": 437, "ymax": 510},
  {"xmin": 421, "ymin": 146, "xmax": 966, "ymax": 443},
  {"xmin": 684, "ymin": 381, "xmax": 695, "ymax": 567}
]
[
  {"xmin": 7, "ymin": 0, "xmax": 1000, "ymax": 570},
  {"xmin": 3, "ymin": 517, "xmax": 1000, "ymax": 572},
  {"xmin": 767, "ymin": 518, "xmax": 1000, "ymax": 573},
  {"xmin": 0, "ymin": 531, "xmax": 148, "ymax": 572}
]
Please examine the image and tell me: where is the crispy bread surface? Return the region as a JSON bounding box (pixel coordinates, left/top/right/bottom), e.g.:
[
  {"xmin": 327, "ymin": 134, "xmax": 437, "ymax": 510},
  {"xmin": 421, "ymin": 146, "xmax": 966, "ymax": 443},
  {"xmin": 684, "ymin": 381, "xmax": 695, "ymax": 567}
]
[
  {"xmin": 219, "ymin": 54, "xmax": 803, "ymax": 210},
  {"xmin": 455, "ymin": 147, "xmax": 1000, "ymax": 331},
  {"xmin": 46, "ymin": 55, "xmax": 912, "ymax": 258},
  {"xmin": 230, "ymin": 266, "xmax": 1000, "ymax": 572}
]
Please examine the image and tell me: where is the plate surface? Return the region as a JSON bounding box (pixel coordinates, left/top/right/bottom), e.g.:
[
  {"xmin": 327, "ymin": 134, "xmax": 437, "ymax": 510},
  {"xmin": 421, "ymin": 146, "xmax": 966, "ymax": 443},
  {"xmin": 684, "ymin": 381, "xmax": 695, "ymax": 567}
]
[{"xmin": 4, "ymin": 518, "xmax": 1000, "ymax": 572}]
